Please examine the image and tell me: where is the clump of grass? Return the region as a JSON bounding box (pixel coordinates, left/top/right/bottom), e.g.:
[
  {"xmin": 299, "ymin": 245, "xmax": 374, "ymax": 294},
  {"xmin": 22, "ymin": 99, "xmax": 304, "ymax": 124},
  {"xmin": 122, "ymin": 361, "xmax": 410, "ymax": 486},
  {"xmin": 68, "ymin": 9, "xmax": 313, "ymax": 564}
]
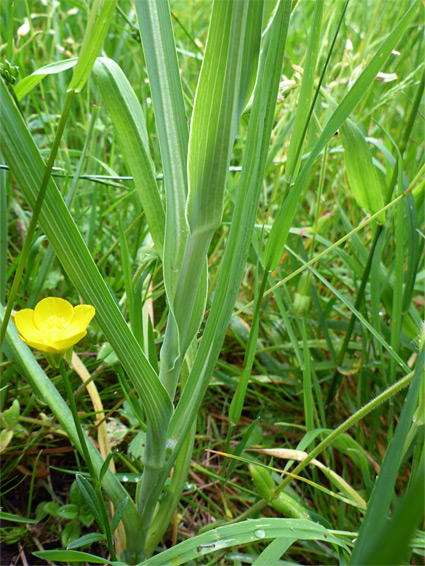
[{"xmin": 1, "ymin": 1, "xmax": 424, "ymax": 565}]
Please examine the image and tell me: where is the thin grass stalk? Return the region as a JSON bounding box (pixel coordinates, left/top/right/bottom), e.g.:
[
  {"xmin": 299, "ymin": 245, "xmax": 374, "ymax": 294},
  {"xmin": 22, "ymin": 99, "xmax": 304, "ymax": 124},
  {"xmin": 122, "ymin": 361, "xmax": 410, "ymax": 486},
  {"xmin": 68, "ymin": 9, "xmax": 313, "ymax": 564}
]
[
  {"xmin": 27, "ymin": 107, "xmax": 99, "ymax": 308},
  {"xmin": 0, "ymin": 89, "xmax": 74, "ymax": 350}
]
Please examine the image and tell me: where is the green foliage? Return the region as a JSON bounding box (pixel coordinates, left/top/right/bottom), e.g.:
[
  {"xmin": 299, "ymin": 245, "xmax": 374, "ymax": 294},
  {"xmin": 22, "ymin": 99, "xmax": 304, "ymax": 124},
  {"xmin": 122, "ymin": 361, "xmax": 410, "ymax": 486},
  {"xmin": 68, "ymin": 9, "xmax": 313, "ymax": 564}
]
[{"xmin": 0, "ymin": 0, "xmax": 424, "ymax": 564}]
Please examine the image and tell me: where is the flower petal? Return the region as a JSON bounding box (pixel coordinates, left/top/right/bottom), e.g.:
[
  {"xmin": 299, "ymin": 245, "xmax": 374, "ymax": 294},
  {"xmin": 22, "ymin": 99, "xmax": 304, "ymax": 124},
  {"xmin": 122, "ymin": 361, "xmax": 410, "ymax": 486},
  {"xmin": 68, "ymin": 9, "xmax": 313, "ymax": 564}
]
[
  {"xmin": 70, "ymin": 305, "xmax": 95, "ymax": 332},
  {"xmin": 49, "ymin": 330, "xmax": 87, "ymax": 352},
  {"xmin": 14, "ymin": 309, "xmax": 39, "ymax": 341},
  {"xmin": 34, "ymin": 297, "xmax": 74, "ymax": 328},
  {"xmin": 19, "ymin": 335, "xmax": 61, "ymax": 354}
]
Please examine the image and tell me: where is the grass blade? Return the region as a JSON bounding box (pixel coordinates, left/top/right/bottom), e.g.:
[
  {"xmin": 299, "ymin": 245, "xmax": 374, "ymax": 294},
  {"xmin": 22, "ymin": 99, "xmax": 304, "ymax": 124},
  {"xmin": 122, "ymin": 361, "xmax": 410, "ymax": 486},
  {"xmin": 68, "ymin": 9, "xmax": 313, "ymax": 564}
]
[
  {"xmin": 93, "ymin": 58, "xmax": 165, "ymax": 257},
  {"xmin": 15, "ymin": 58, "xmax": 78, "ymax": 101},
  {"xmin": 135, "ymin": 0, "xmax": 188, "ymax": 300},
  {"xmin": 252, "ymin": 538, "xmax": 296, "ymax": 565},
  {"xmin": 138, "ymin": 518, "xmax": 347, "ymax": 565},
  {"xmin": 33, "ymin": 550, "xmax": 112, "ymax": 564},
  {"xmin": 68, "ymin": 0, "xmax": 117, "ymax": 93}
]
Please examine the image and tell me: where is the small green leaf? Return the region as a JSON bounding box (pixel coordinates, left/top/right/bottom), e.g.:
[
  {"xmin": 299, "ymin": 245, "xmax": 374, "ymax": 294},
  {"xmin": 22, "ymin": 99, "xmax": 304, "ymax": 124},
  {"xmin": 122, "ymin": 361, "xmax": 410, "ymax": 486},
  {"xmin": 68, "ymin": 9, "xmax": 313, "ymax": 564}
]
[
  {"xmin": 0, "ymin": 429, "xmax": 13, "ymax": 452},
  {"xmin": 14, "ymin": 58, "xmax": 78, "ymax": 101},
  {"xmin": 76, "ymin": 475, "xmax": 105, "ymax": 531},
  {"xmin": 67, "ymin": 532, "xmax": 106, "ymax": 550},
  {"xmin": 44, "ymin": 501, "xmax": 60, "ymax": 517},
  {"xmin": 0, "ymin": 511, "xmax": 36, "ymax": 524},
  {"xmin": 33, "ymin": 550, "xmax": 112, "ymax": 564},
  {"xmin": 110, "ymin": 497, "xmax": 128, "ymax": 535},
  {"xmin": 57, "ymin": 504, "xmax": 79, "ymax": 520},
  {"xmin": 97, "ymin": 343, "xmax": 119, "ymax": 365},
  {"xmin": 61, "ymin": 520, "xmax": 81, "ymax": 548},
  {"xmin": 2, "ymin": 398, "xmax": 19, "ymax": 428}
]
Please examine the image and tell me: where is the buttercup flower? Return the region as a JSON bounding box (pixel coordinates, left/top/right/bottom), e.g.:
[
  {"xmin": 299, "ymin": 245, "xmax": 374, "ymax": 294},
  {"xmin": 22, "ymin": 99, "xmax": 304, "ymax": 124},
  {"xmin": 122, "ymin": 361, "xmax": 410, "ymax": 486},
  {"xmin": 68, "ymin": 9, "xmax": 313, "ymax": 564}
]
[{"xmin": 14, "ymin": 297, "xmax": 95, "ymax": 355}]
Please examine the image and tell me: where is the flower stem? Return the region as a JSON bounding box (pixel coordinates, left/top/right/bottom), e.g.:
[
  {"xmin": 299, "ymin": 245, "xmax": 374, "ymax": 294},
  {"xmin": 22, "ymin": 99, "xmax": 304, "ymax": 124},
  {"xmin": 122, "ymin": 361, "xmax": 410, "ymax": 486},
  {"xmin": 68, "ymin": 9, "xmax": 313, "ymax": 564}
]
[{"xmin": 59, "ymin": 359, "xmax": 117, "ymax": 561}]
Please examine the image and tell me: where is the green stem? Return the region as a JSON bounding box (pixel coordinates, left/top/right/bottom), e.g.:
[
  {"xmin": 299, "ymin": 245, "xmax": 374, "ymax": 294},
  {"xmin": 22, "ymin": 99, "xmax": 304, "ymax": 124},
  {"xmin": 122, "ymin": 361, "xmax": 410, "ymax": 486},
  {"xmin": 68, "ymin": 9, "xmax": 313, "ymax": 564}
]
[
  {"xmin": 324, "ymin": 225, "xmax": 382, "ymax": 408},
  {"xmin": 144, "ymin": 418, "xmax": 196, "ymax": 556},
  {"xmin": 59, "ymin": 360, "xmax": 117, "ymax": 562},
  {"xmin": 159, "ymin": 230, "xmax": 211, "ymax": 398},
  {"xmin": 136, "ymin": 429, "xmax": 166, "ymax": 559},
  {"xmin": 278, "ymin": 370, "xmax": 414, "ymax": 493},
  {"xmin": 59, "ymin": 361, "xmax": 96, "ymax": 477},
  {"xmin": 0, "ymin": 89, "xmax": 75, "ymax": 351},
  {"xmin": 228, "ymin": 271, "xmax": 268, "ymax": 426}
]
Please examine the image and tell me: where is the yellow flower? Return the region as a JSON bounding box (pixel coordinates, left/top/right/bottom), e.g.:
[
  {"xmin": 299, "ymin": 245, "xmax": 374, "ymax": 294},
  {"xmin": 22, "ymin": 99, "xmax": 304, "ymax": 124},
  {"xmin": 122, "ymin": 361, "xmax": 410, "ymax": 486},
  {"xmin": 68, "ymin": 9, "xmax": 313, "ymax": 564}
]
[{"xmin": 14, "ymin": 297, "xmax": 95, "ymax": 354}]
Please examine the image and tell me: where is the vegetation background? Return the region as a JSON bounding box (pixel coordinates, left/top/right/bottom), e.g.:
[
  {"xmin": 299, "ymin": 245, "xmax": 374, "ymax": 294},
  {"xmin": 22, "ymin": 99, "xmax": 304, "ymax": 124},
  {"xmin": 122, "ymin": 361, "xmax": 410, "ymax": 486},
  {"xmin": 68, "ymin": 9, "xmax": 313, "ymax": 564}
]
[{"xmin": 0, "ymin": 0, "xmax": 424, "ymax": 565}]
